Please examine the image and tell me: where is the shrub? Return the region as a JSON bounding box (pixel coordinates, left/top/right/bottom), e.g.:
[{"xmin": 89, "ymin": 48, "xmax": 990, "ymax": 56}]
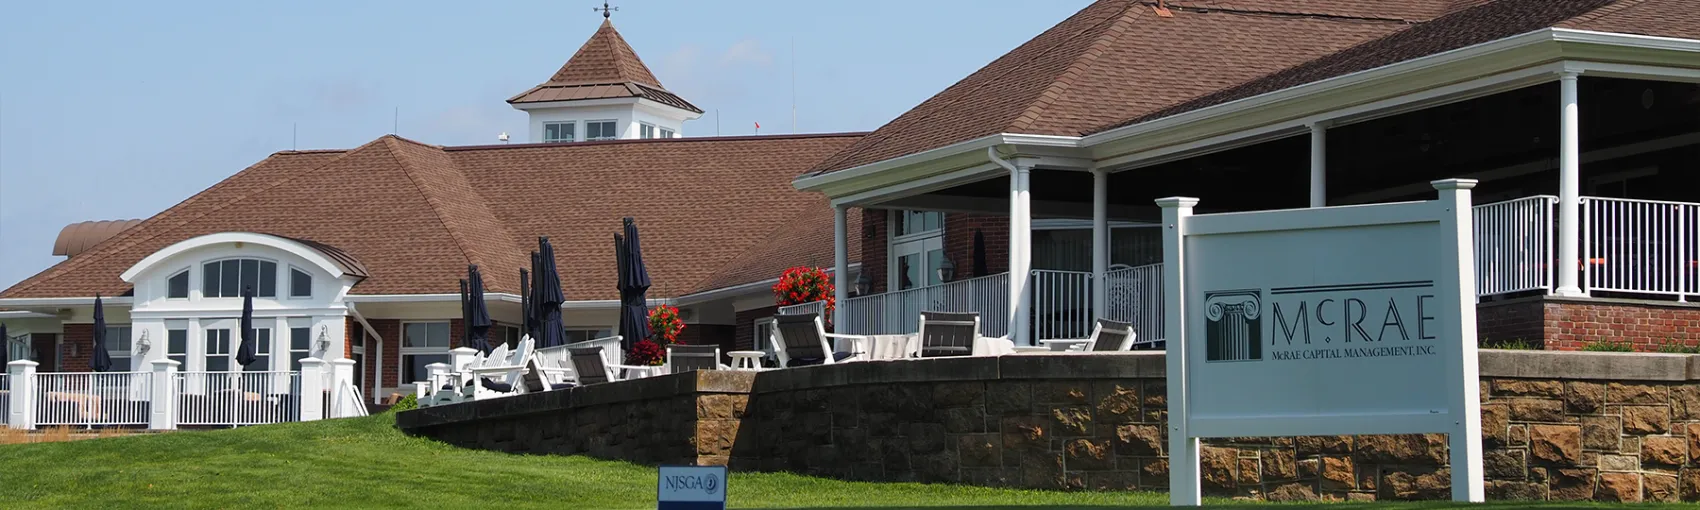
[
  {"xmin": 1581, "ymin": 340, "xmax": 1635, "ymax": 352},
  {"xmin": 1654, "ymin": 339, "xmax": 1700, "ymax": 354},
  {"xmin": 1481, "ymin": 338, "xmax": 1540, "ymax": 350},
  {"xmin": 626, "ymin": 339, "xmax": 665, "ymax": 366},
  {"xmin": 649, "ymin": 304, "xmax": 685, "ymax": 345},
  {"xmin": 389, "ymin": 394, "xmax": 418, "ymax": 413},
  {"xmin": 774, "ymin": 267, "xmax": 835, "ymax": 325}
]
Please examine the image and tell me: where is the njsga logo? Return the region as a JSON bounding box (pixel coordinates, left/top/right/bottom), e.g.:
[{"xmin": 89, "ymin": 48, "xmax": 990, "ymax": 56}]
[{"xmin": 1202, "ymin": 290, "xmax": 1262, "ymax": 362}]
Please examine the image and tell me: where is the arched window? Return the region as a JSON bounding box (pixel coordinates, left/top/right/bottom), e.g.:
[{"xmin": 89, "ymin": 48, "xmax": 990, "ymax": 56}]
[
  {"xmin": 202, "ymin": 258, "xmax": 277, "ymax": 298},
  {"xmin": 166, "ymin": 269, "xmax": 190, "ymax": 299},
  {"xmin": 289, "ymin": 267, "xmax": 312, "ymax": 298}
]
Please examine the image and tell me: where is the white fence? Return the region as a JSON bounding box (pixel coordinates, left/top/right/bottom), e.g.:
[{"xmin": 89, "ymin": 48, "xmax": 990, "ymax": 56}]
[
  {"xmin": 839, "ymin": 272, "xmax": 1011, "ymax": 338},
  {"xmin": 1105, "ymin": 263, "xmax": 1165, "ymax": 345},
  {"xmin": 176, "ymin": 371, "xmax": 301, "ymax": 426},
  {"xmin": 34, "ymin": 372, "xmax": 152, "ymax": 427},
  {"xmin": 1031, "ymin": 270, "xmax": 1095, "ymax": 340},
  {"xmin": 776, "ymin": 300, "xmax": 826, "ymax": 317},
  {"xmin": 0, "ymin": 375, "xmax": 9, "ymax": 425},
  {"xmin": 1584, "ymin": 197, "xmax": 1699, "ymax": 300},
  {"xmin": 1474, "ymin": 196, "xmax": 1556, "ymax": 297}
]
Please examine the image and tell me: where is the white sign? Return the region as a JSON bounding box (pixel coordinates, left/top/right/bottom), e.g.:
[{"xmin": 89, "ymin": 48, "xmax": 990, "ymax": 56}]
[
  {"xmin": 1160, "ymin": 180, "xmax": 1483, "ymax": 506},
  {"xmin": 657, "ymin": 465, "xmax": 727, "ymax": 510}
]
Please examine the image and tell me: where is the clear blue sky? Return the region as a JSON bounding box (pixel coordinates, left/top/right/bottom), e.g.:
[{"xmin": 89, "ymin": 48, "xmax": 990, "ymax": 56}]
[{"xmin": 0, "ymin": 0, "xmax": 1091, "ymax": 290}]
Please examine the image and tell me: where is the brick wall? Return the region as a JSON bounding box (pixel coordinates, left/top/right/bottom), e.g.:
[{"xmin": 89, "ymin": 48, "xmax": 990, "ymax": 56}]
[
  {"xmin": 61, "ymin": 324, "xmax": 93, "ymax": 373},
  {"xmin": 734, "ymin": 306, "xmax": 779, "ymax": 352},
  {"xmin": 30, "ymin": 333, "xmax": 58, "ymax": 372},
  {"xmin": 861, "ymin": 209, "xmax": 888, "ymax": 294},
  {"xmin": 681, "ymin": 324, "xmax": 737, "ymax": 356},
  {"xmin": 1476, "ymin": 297, "xmax": 1700, "ymax": 351},
  {"xmin": 1478, "ymin": 299, "xmax": 1547, "ymax": 348},
  {"xmin": 368, "ymin": 319, "xmax": 400, "ymax": 390},
  {"xmin": 862, "ymin": 211, "xmax": 1011, "ymax": 295}
]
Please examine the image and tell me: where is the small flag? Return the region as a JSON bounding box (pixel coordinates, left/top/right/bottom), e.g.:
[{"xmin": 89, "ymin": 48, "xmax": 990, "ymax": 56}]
[{"xmin": 754, "ymin": 121, "xmax": 761, "ymax": 130}]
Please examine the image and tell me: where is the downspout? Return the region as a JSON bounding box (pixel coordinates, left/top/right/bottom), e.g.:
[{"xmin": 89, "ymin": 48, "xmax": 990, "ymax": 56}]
[{"xmin": 346, "ymin": 302, "xmax": 384, "ymax": 405}]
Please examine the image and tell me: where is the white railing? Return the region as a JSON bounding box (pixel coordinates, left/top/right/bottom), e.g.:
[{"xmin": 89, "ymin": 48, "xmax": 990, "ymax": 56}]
[
  {"xmin": 1474, "ymin": 196, "xmax": 1556, "ymax": 298},
  {"xmin": 175, "ymin": 371, "xmax": 301, "ymax": 426},
  {"xmin": 34, "ymin": 372, "xmax": 152, "ymax": 427},
  {"xmin": 839, "ymin": 272, "xmax": 1011, "ymax": 338},
  {"xmin": 1105, "ymin": 263, "xmax": 1165, "ymax": 345},
  {"xmin": 776, "ymin": 300, "xmax": 826, "ymax": 317},
  {"xmin": 1031, "ymin": 270, "xmax": 1094, "ymax": 340},
  {"xmin": 1584, "ymin": 197, "xmax": 1699, "ymax": 300}
]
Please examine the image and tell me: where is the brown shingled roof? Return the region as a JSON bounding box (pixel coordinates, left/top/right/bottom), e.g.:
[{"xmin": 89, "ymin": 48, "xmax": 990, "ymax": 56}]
[
  {"xmin": 691, "ymin": 201, "xmax": 863, "ymax": 294},
  {"xmin": 1, "ymin": 133, "xmax": 865, "ymax": 301},
  {"xmin": 806, "ymin": 0, "xmax": 1693, "ymax": 177},
  {"xmin": 507, "ymin": 19, "xmax": 703, "ymax": 113}
]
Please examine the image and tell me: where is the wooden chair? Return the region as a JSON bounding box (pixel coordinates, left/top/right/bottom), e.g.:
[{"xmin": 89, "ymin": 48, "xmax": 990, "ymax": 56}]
[
  {"xmin": 665, "ymin": 345, "xmax": 727, "ymax": 373},
  {"xmin": 772, "ymin": 313, "xmax": 868, "ymax": 367}
]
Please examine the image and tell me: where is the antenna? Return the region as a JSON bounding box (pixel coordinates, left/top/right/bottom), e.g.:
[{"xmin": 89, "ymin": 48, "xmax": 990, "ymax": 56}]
[
  {"xmin": 716, "ymin": 109, "xmax": 721, "ymax": 137},
  {"xmin": 392, "ymin": 107, "xmax": 399, "ymax": 135},
  {"xmin": 292, "ymin": 123, "xmax": 298, "ymax": 150},
  {"xmin": 791, "ymin": 37, "xmax": 797, "ymax": 134}
]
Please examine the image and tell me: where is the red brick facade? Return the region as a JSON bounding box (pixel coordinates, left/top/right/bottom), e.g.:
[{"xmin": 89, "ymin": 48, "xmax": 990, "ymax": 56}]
[
  {"xmin": 861, "ymin": 210, "xmax": 1009, "ymax": 295},
  {"xmin": 679, "ymin": 323, "xmax": 736, "ymax": 358},
  {"xmin": 60, "ymin": 324, "xmax": 93, "ymax": 373},
  {"xmin": 1476, "ymin": 297, "xmax": 1700, "ymax": 351},
  {"xmin": 734, "ymin": 306, "xmax": 779, "ymax": 352}
]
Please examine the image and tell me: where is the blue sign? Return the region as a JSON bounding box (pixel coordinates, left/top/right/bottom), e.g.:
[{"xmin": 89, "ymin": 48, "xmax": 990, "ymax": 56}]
[{"xmin": 657, "ymin": 465, "xmax": 727, "ymax": 510}]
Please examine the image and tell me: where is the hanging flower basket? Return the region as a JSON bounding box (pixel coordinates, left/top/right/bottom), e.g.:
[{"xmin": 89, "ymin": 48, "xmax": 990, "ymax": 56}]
[
  {"xmin": 649, "ymin": 304, "xmax": 685, "ymax": 345},
  {"xmin": 774, "ymin": 266, "xmax": 835, "ymax": 326},
  {"xmin": 626, "ymin": 339, "xmax": 665, "ymax": 366}
]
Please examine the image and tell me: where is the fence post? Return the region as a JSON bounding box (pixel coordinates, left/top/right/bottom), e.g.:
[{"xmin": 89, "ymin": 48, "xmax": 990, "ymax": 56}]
[
  {"xmin": 449, "ymin": 347, "xmax": 479, "ymax": 374},
  {"xmin": 330, "ymin": 358, "xmax": 356, "ymax": 418},
  {"xmin": 147, "ymin": 359, "xmax": 179, "ymax": 430},
  {"xmin": 8, "ymin": 360, "xmax": 37, "ymax": 430},
  {"xmin": 298, "ymin": 358, "xmax": 326, "ymax": 421}
]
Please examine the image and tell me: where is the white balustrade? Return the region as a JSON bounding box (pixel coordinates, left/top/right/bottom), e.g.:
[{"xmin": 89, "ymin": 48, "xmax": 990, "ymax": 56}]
[
  {"xmin": 1105, "ymin": 263, "xmax": 1165, "ymax": 346},
  {"xmin": 1583, "ymin": 197, "xmax": 1699, "ymax": 300},
  {"xmin": 839, "ymin": 272, "xmax": 1011, "ymax": 337},
  {"xmin": 34, "ymin": 371, "xmax": 152, "ymax": 427},
  {"xmin": 776, "ymin": 300, "xmax": 826, "ymax": 317},
  {"xmin": 1473, "ymin": 196, "xmax": 1557, "ymax": 298},
  {"xmin": 175, "ymin": 371, "xmax": 301, "ymax": 426},
  {"xmin": 1031, "ymin": 270, "xmax": 1095, "ymax": 340}
]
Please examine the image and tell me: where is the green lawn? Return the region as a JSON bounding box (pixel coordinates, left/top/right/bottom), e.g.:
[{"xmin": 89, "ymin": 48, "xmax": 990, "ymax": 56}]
[{"xmin": 0, "ymin": 414, "xmax": 1683, "ymax": 509}]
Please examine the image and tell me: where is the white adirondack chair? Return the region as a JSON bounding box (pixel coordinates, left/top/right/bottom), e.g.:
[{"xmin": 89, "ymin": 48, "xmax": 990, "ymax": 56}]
[{"xmin": 470, "ymin": 338, "xmax": 533, "ymax": 399}]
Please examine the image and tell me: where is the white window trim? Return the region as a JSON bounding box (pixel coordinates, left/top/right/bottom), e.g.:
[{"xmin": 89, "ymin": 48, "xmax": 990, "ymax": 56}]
[
  {"xmin": 660, "ymin": 127, "xmax": 676, "ymax": 139},
  {"xmin": 752, "ymin": 318, "xmax": 776, "ymax": 356},
  {"xmin": 399, "ymin": 320, "xmax": 452, "ymax": 386},
  {"xmin": 585, "ymin": 119, "xmax": 620, "ymax": 141},
  {"xmin": 640, "ymin": 122, "xmax": 657, "ymax": 139},
  {"xmin": 889, "ymin": 210, "xmax": 945, "ymax": 243},
  {"xmin": 201, "ymin": 256, "xmax": 282, "ymax": 299},
  {"xmin": 105, "ymin": 325, "xmax": 134, "ymax": 373},
  {"xmin": 887, "ymin": 210, "xmax": 947, "ymax": 291},
  {"xmin": 166, "ymin": 268, "xmax": 192, "ymax": 300},
  {"xmin": 287, "ymin": 265, "xmax": 313, "ymax": 300},
  {"xmin": 542, "ymin": 121, "xmax": 578, "ymax": 143}
]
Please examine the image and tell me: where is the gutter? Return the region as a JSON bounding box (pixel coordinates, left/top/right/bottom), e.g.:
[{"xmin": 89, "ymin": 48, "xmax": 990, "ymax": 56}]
[
  {"xmin": 672, "ymin": 264, "xmax": 861, "ymax": 306},
  {"xmin": 793, "ymin": 133, "xmax": 1081, "ymax": 192},
  {"xmin": 343, "ymin": 293, "xmax": 670, "ymax": 309},
  {"xmin": 0, "ymin": 296, "xmax": 136, "ymax": 307}
]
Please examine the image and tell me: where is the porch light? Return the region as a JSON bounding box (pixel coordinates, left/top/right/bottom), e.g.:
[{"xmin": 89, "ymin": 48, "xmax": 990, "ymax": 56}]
[
  {"xmin": 136, "ymin": 330, "xmax": 151, "ymax": 355},
  {"xmin": 938, "ymin": 258, "xmax": 956, "ymax": 283},
  {"xmin": 854, "ymin": 272, "xmax": 871, "ymax": 296},
  {"xmin": 316, "ymin": 326, "xmax": 330, "ymax": 355}
]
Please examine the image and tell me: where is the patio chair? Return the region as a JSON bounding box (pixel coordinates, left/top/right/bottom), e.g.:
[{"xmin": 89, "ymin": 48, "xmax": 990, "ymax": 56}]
[
  {"xmin": 1039, "ymin": 318, "xmax": 1138, "ymax": 352},
  {"xmin": 665, "ymin": 345, "xmax": 727, "ymax": 373},
  {"xmin": 772, "ymin": 313, "xmax": 869, "ymax": 367},
  {"xmin": 566, "ymin": 346, "xmax": 653, "ymax": 385},
  {"xmin": 470, "ymin": 337, "xmax": 533, "ymax": 399},
  {"xmin": 914, "ymin": 311, "xmax": 987, "ymax": 357}
]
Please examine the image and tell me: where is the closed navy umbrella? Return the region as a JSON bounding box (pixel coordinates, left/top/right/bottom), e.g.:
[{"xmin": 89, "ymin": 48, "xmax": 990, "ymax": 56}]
[
  {"xmin": 235, "ymin": 288, "xmax": 258, "ymax": 368},
  {"xmin": 90, "ymin": 294, "xmax": 113, "ymax": 372},
  {"xmin": 972, "ymin": 229, "xmax": 989, "ymax": 278},
  {"xmin": 535, "ymin": 237, "xmax": 566, "ymax": 348},
  {"xmin": 459, "ymin": 277, "xmax": 471, "ymax": 348},
  {"xmin": 616, "ymin": 217, "xmax": 652, "ymax": 350},
  {"xmin": 519, "ymin": 267, "xmax": 533, "ymax": 346},
  {"xmin": 466, "ymin": 265, "xmax": 494, "ymax": 354}
]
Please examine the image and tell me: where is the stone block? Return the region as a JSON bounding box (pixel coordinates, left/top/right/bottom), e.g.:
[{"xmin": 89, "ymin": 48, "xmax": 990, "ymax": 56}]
[
  {"xmin": 1644, "ymin": 473, "xmax": 1679, "ymax": 503},
  {"xmin": 1034, "ymin": 381, "xmax": 1092, "ymax": 405},
  {"xmin": 1565, "ymin": 381, "xmax": 1604, "ymax": 414},
  {"xmin": 985, "ymin": 382, "xmax": 1032, "ymax": 415},
  {"xmin": 916, "ymin": 451, "xmax": 960, "ymax": 483},
  {"xmin": 1114, "ymin": 424, "xmax": 1162, "ymax": 457},
  {"xmin": 962, "ymin": 467, "xmax": 1019, "ymax": 487},
  {"xmin": 1238, "ymin": 458, "xmax": 1260, "ymax": 486},
  {"xmin": 1346, "ymin": 492, "xmax": 1376, "ymax": 503},
  {"xmin": 1064, "ymin": 439, "xmax": 1114, "ymax": 471},
  {"xmin": 1380, "ymin": 467, "xmax": 1449, "ymax": 500},
  {"xmin": 1641, "ymin": 435, "xmax": 1686, "ymax": 468},
  {"xmin": 1050, "ymin": 406, "xmax": 1093, "ymax": 436},
  {"xmin": 1093, "ymin": 382, "xmax": 1142, "ymax": 424},
  {"xmin": 1508, "ymin": 398, "xmax": 1566, "ymax": 422},
  {"xmin": 941, "ymin": 407, "xmax": 986, "ymax": 434},
  {"xmin": 1618, "ymin": 436, "xmax": 1639, "ymax": 455},
  {"xmin": 1019, "ymin": 450, "xmax": 1064, "ymax": 489},
  {"xmin": 1580, "ymin": 416, "xmax": 1620, "ymax": 451},
  {"xmin": 933, "ymin": 382, "xmax": 985, "ymax": 408},
  {"xmin": 1690, "ymin": 424, "xmax": 1700, "ymax": 465},
  {"xmin": 1481, "ymin": 403, "xmax": 1510, "ymax": 447},
  {"xmin": 1086, "ymin": 471, "xmax": 1140, "ymax": 491},
  {"xmin": 959, "ymin": 434, "xmax": 1001, "ymax": 467},
  {"xmin": 1549, "ymin": 468, "xmax": 1596, "ymax": 501},
  {"xmin": 1494, "ymin": 379, "xmax": 1564, "ymax": 398},
  {"xmin": 1530, "ymin": 425, "xmax": 1583, "ymax": 465},
  {"xmin": 1354, "ymin": 434, "xmax": 1445, "ymax": 465},
  {"xmin": 1486, "ymin": 480, "xmax": 1547, "ymax": 501},
  {"xmin": 865, "ymin": 412, "xmax": 902, "ymax": 437},
  {"xmin": 1622, "ymin": 406, "xmax": 1670, "ymax": 435},
  {"xmin": 1671, "ymin": 384, "xmax": 1700, "ymax": 420},
  {"xmin": 1509, "ymin": 425, "xmax": 1529, "ymax": 446},
  {"xmin": 695, "ymin": 420, "xmax": 738, "ymax": 456},
  {"xmin": 1321, "ymin": 456, "xmax": 1355, "ymax": 491},
  {"xmin": 1298, "ymin": 458, "xmax": 1320, "ymax": 479},
  {"xmin": 1296, "ymin": 435, "xmax": 1352, "ymax": 456},
  {"xmin": 1200, "ymin": 446, "xmax": 1237, "ymax": 492},
  {"xmin": 1264, "ymin": 483, "xmax": 1320, "ymax": 502},
  {"xmin": 1596, "ymin": 472, "xmax": 1641, "ymax": 502},
  {"xmin": 1262, "ymin": 449, "xmax": 1297, "ymax": 481},
  {"xmin": 1143, "ymin": 379, "xmax": 1166, "ymax": 408},
  {"xmin": 695, "ymin": 394, "xmax": 742, "ymax": 420},
  {"xmin": 1682, "ymin": 469, "xmax": 1700, "ymax": 502},
  {"xmin": 1607, "ymin": 382, "xmax": 1667, "ymax": 405},
  {"xmin": 1484, "ymin": 449, "xmax": 1525, "ymax": 479},
  {"xmin": 907, "ymin": 423, "xmax": 948, "ymax": 455},
  {"xmin": 1002, "ymin": 416, "xmax": 1049, "ymax": 453},
  {"xmin": 1140, "ymin": 458, "xmax": 1169, "ymax": 489},
  {"xmin": 1598, "ymin": 454, "xmax": 1638, "ymax": 472}
]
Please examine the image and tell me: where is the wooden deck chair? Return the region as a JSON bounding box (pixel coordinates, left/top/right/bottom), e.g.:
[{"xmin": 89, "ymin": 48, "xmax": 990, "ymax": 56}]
[
  {"xmin": 772, "ymin": 313, "xmax": 868, "ymax": 367},
  {"xmin": 665, "ymin": 345, "xmax": 726, "ymax": 373},
  {"xmin": 915, "ymin": 311, "xmax": 981, "ymax": 358}
]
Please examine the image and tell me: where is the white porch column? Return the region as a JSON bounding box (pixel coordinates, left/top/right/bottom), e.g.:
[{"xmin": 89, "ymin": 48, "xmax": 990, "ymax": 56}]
[
  {"xmin": 1555, "ymin": 72, "xmax": 1585, "ymax": 297},
  {"xmin": 1309, "ymin": 122, "xmax": 1327, "ymax": 208},
  {"xmin": 298, "ymin": 358, "xmax": 325, "ymax": 421},
  {"xmin": 833, "ymin": 205, "xmax": 850, "ymax": 329},
  {"xmin": 1092, "ymin": 168, "xmax": 1110, "ymax": 319},
  {"xmin": 8, "ymin": 360, "xmax": 38, "ymax": 430},
  {"xmin": 1009, "ymin": 163, "xmax": 1034, "ymax": 345},
  {"xmin": 148, "ymin": 359, "xmax": 180, "ymax": 430}
]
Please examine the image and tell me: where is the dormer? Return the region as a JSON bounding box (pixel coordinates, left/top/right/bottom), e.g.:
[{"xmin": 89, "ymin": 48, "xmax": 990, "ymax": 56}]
[{"xmin": 508, "ymin": 18, "xmax": 703, "ymax": 143}]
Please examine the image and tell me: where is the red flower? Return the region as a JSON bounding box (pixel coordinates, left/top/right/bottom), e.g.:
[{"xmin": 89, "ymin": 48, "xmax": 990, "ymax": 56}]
[
  {"xmin": 626, "ymin": 340, "xmax": 665, "ymax": 366},
  {"xmin": 773, "ymin": 266, "xmax": 836, "ymax": 327}
]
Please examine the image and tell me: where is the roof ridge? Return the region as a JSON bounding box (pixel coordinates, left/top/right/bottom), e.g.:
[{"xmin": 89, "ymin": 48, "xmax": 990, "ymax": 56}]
[
  {"xmin": 1557, "ymin": 0, "xmax": 1649, "ymax": 27},
  {"xmin": 446, "ymin": 131, "xmax": 868, "ymax": 151},
  {"xmin": 1009, "ymin": 3, "xmax": 1142, "ymax": 133},
  {"xmin": 1163, "ymin": 1, "xmax": 1427, "ymax": 23},
  {"xmin": 805, "ymin": 0, "xmax": 1136, "ymax": 176},
  {"xmin": 545, "ymin": 19, "xmax": 666, "ymax": 90},
  {"xmin": 1, "ymin": 146, "xmax": 365, "ymax": 297},
  {"xmin": 381, "ymin": 137, "xmax": 489, "ymax": 270}
]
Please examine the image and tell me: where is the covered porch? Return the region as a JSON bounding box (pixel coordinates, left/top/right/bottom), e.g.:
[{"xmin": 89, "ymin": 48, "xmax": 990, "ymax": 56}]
[{"xmin": 804, "ymin": 64, "xmax": 1700, "ymax": 347}]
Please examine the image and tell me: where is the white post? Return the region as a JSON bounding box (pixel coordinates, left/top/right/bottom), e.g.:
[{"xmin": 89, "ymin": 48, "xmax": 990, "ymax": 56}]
[
  {"xmin": 330, "ymin": 358, "xmax": 356, "ymax": 418},
  {"xmin": 8, "ymin": 360, "xmax": 38, "ymax": 430},
  {"xmin": 147, "ymin": 359, "xmax": 179, "ymax": 430},
  {"xmin": 1555, "ymin": 72, "xmax": 1584, "ymax": 297},
  {"xmin": 1156, "ymin": 196, "xmax": 1200, "ymax": 506},
  {"xmin": 425, "ymin": 362, "xmax": 450, "ymax": 393},
  {"xmin": 833, "ymin": 204, "xmax": 850, "ymax": 329},
  {"xmin": 1309, "ymin": 122, "xmax": 1327, "ymax": 208},
  {"xmin": 299, "ymin": 358, "xmax": 326, "ymax": 421},
  {"xmin": 449, "ymin": 346, "xmax": 478, "ymax": 374},
  {"xmin": 1009, "ymin": 163, "xmax": 1034, "ymax": 345},
  {"xmin": 1092, "ymin": 169, "xmax": 1109, "ymax": 320},
  {"xmin": 1432, "ymin": 178, "xmax": 1486, "ymax": 502}
]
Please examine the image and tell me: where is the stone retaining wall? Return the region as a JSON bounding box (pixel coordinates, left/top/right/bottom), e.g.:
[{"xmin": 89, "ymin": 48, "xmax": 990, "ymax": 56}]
[{"xmin": 398, "ymin": 351, "xmax": 1700, "ymax": 502}]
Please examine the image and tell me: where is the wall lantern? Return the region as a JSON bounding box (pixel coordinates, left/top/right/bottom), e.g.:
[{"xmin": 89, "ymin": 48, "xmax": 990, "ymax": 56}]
[
  {"xmin": 136, "ymin": 329, "xmax": 152, "ymax": 356},
  {"xmin": 315, "ymin": 326, "xmax": 331, "ymax": 355},
  {"xmin": 854, "ymin": 272, "xmax": 872, "ymax": 296},
  {"xmin": 937, "ymin": 258, "xmax": 956, "ymax": 283}
]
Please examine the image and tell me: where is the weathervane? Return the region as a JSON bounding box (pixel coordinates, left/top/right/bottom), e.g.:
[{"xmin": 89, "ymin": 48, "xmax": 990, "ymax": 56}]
[{"xmin": 594, "ymin": 1, "xmax": 617, "ymax": 19}]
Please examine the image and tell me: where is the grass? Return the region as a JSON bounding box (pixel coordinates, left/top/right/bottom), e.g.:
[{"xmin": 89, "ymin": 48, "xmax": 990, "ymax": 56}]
[
  {"xmin": 1580, "ymin": 340, "xmax": 1636, "ymax": 352},
  {"xmin": 1479, "ymin": 338, "xmax": 1541, "ymax": 350},
  {"xmin": 0, "ymin": 413, "xmax": 1691, "ymax": 509}
]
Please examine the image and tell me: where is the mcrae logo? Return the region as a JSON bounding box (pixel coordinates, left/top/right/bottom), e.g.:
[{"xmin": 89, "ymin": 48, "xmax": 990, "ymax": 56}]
[{"xmin": 663, "ymin": 473, "xmax": 720, "ymax": 495}]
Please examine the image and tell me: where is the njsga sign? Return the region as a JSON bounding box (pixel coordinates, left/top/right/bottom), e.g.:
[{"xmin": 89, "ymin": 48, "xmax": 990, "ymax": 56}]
[
  {"xmin": 657, "ymin": 465, "xmax": 727, "ymax": 510},
  {"xmin": 1160, "ymin": 180, "xmax": 1484, "ymax": 506}
]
